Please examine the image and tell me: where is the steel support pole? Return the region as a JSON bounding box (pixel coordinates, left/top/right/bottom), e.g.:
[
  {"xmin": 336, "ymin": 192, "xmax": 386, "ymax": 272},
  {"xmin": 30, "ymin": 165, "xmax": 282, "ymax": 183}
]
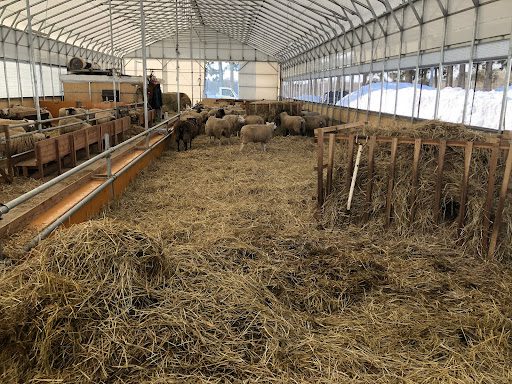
[
  {"xmin": 25, "ymin": 0, "xmax": 42, "ymax": 131},
  {"xmin": 434, "ymin": 0, "xmax": 448, "ymax": 120},
  {"xmin": 498, "ymin": 20, "xmax": 512, "ymax": 133},
  {"xmin": 109, "ymin": 0, "xmax": 117, "ymax": 111},
  {"xmin": 462, "ymin": 5, "xmax": 479, "ymax": 125},
  {"xmin": 176, "ymin": 0, "xmax": 180, "ymax": 112},
  {"xmin": 139, "ymin": 0, "xmax": 149, "ymax": 131}
]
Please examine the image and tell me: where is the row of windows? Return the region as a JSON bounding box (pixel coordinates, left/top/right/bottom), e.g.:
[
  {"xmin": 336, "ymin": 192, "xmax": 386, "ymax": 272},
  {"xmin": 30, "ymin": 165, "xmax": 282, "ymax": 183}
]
[
  {"xmin": 0, "ymin": 59, "xmax": 66, "ymax": 99},
  {"xmin": 283, "ymin": 61, "xmax": 512, "ymax": 130}
]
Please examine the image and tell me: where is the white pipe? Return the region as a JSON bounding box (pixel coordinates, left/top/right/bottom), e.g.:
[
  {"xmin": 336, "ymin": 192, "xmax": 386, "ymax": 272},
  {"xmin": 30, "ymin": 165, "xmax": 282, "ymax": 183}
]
[
  {"xmin": 347, "ymin": 144, "xmax": 363, "ymax": 211},
  {"xmin": 0, "ymin": 115, "xmax": 179, "ymax": 217},
  {"xmin": 108, "ymin": 0, "xmax": 117, "ymax": 109},
  {"xmin": 139, "ymin": 0, "xmax": 149, "ymax": 130},
  {"xmin": 24, "ymin": 0, "xmax": 42, "ymax": 131}
]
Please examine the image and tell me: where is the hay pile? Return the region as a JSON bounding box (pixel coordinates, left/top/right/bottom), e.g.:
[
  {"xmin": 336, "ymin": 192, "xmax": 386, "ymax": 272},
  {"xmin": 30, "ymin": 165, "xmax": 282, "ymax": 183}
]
[
  {"xmin": 1, "ymin": 135, "xmax": 512, "ymax": 382},
  {"xmin": 322, "ymin": 120, "xmax": 511, "ymax": 258}
]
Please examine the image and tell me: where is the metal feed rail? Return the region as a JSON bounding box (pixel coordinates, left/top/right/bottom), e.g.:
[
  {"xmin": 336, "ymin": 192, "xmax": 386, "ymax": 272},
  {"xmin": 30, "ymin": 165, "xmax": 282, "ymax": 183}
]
[{"xmin": 0, "ymin": 113, "xmax": 179, "ymax": 222}]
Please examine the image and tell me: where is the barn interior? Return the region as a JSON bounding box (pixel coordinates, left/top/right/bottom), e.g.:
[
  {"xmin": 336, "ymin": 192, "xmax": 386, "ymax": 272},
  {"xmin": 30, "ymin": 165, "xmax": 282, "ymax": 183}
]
[{"xmin": 1, "ymin": 0, "xmax": 512, "ymax": 382}]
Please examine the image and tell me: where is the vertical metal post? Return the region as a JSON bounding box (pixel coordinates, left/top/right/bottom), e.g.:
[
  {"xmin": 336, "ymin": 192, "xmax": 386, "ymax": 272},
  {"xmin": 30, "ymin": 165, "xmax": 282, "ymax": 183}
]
[
  {"xmin": 25, "ymin": 0, "xmax": 42, "ymax": 131},
  {"xmin": 190, "ymin": 16, "xmax": 194, "ymax": 105},
  {"xmin": 499, "ymin": 21, "xmax": 512, "ymax": 133},
  {"xmin": 176, "ymin": 0, "xmax": 180, "ymax": 112},
  {"xmin": 104, "ymin": 133, "xmax": 112, "ymax": 178},
  {"xmin": 1, "ymin": 28, "xmax": 10, "ymax": 106},
  {"xmin": 434, "ymin": 0, "xmax": 448, "ymax": 120},
  {"xmin": 411, "ymin": 0, "xmax": 425, "ymax": 123},
  {"xmin": 109, "ymin": 0, "xmax": 117, "ymax": 111},
  {"xmin": 462, "ymin": 5, "xmax": 479, "ymax": 124},
  {"xmin": 139, "ymin": 0, "xmax": 149, "ymax": 131}
]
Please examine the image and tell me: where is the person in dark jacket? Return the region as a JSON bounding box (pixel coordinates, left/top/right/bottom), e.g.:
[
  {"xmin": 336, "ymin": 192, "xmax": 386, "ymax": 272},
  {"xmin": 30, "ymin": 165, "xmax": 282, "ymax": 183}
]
[{"xmin": 147, "ymin": 74, "xmax": 163, "ymax": 121}]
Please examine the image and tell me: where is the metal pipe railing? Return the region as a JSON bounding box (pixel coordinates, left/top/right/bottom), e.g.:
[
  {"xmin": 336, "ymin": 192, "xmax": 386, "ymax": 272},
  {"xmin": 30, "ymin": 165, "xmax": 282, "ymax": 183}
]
[
  {"xmin": 1, "ymin": 102, "xmax": 145, "ymax": 129},
  {"xmin": 0, "ymin": 113, "xmax": 179, "ymax": 219},
  {"xmin": 22, "ymin": 130, "xmax": 172, "ymax": 251}
]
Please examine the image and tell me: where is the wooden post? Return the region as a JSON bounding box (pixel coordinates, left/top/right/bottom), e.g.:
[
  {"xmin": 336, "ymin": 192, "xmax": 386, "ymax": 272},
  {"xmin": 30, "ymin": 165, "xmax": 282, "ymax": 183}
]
[
  {"xmin": 1, "ymin": 125, "xmax": 13, "ymax": 178},
  {"xmin": 326, "ymin": 133, "xmax": 336, "ymax": 195},
  {"xmin": 482, "ymin": 142, "xmax": 499, "ymax": 252},
  {"xmin": 433, "ymin": 140, "xmax": 447, "ymax": 224},
  {"xmin": 364, "ymin": 135, "xmax": 377, "ymax": 221},
  {"xmin": 69, "ymin": 134, "xmax": 77, "ymax": 167},
  {"xmin": 345, "ymin": 134, "xmax": 355, "ymax": 191},
  {"xmin": 410, "ymin": 138, "xmax": 422, "ymax": 223},
  {"xmin": 385, "ymin": 137, "xmax": 399, "ymax": 227},
  {"xmin": 54, "ymin": 139, "xmax": 62, "ymax": 174},
  {"xmin": 488, "ymin": 143, "xmax": 512, "ymax": 258},
  {"xmin": 36, "ymin": 143, "xmax": 44, "ymax": 179},
  {"xmin": 317, "ymin": 129, "xmax": 325, "ymax": 209},
  {"xmin": 84, "ymin": 129, "xmax": 90, "ymax": 159},
  {"xmin": 457, "ymin": 141, "xmax": 474, "ymax": 237}
]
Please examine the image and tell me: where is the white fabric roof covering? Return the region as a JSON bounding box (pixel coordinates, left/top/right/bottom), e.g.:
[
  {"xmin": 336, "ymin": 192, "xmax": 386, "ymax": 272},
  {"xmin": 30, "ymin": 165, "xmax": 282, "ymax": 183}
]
[{"xmin": 1, "ymin": 0, "xmax": 405, "ymax": 61}]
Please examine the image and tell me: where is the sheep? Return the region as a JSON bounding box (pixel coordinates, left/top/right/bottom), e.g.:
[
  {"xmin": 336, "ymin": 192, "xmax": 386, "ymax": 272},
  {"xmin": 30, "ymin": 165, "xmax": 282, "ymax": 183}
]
[
  {"xmin": 0, "ymin": 131, "xmax": 46, "ymax": 156},
  {"xmin": 223, "ymin": 114, "xmax": 245, "ymax": 136},
  {"xmin": 174, "ymin": 119, "xmax": 199, "ymax": 151},
  {"xmin": 58, "ymin": 107, "xmax": 87, "ymax": 119},
  {"xmin": 275, "ymin": 112, "xmax": 306, "ymax": 136},
  {"xmin": 239, "ymin": 122, "xmax": 277, "ymax": 152},
  {"xmin": 0, "ymin": 118, "xmax": 35, "ymax": 131},
  {"xmin": 215, "ymin": 108, "xmax": 226, "ymax": 118},
  {"xmin": 88, "ymin": 108, "xmax": 115, "ymax": 124},
  {"xmin": 58, "ymin": 117, "xmax": 91, "ymax": 134},
  {"xmin": 205, "ymin": 116, "xmax": 232, "ymax": 145},
  {"xmin": 304, "ymin": 115, "xmax": 327, "ymax": 136},
  {"xmin": 243, "ymin": 115, "xmax": 265, "ymax": 125}
]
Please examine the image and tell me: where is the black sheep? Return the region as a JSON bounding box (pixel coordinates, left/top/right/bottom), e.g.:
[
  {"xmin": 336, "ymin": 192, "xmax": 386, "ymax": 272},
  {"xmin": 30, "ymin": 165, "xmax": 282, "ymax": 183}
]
[
  {"xmin": 174, "ymin": 119, "xmax": 199, "ymax": 151},
  {"xmin": 215, "ymin": 108, "xmax": 226, "ymax": 118}
]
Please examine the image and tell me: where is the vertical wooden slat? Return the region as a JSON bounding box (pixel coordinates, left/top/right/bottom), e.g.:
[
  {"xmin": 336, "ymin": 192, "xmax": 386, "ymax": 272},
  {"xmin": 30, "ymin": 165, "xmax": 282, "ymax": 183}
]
[
  {"xmin": 97, "ymin": 125, "xmax": 103, "ymax": 152},
  {"xmin": 326, "ymin": 133, "xmax": 336, "ymax": 195},
  {"xmin": 364, "ymin": 135, "xmax": 377, "ymax": 221},
  {"xmin": 457, "ymin": 141, "xmax": 474, "ymax": 237},
  {"xmin": 385, "ymin": 137, "xmax": 399, "ymax": 227},
  {"xmin": 317, "ymin": 129, "xmax": 325, "ymax": 209},
  {"xmin": 2, "ymin": 125, "xmax": 13, "ymax": 177},
  {"xmin": 345, "ymin": 134, "xmax": 355, "ymax": 191},
  {"xmin": 54, "ymin": 139, "xmax": 62, "ymax": 175},
  {"xmin": 433, "ymin": 140, "xmax": 447, "ymax": 224},
  {"xmin": 481, "ymin": 142, "xmax": 500, "ymax": 253},
  {"xmin": 410, "ymin": 138, "xmax": 422, "ymax": 223},
  {"xmin": 488, "ymin": 143, "xmax": 512, "ymax": 258},
  {"xmin": 36, "ymin": 143, "xmax": 44, "ymax": 179},
  {"xmin": 84, "ymin": 129, "xmax": 90, "ymax": 159},
  {"xmin": 69, "ymin": 134, "xmax": 77, "ymax": 167}
]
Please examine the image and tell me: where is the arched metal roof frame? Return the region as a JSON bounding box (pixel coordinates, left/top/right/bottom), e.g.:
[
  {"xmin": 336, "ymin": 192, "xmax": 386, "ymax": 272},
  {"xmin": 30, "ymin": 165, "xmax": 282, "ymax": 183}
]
[{"xmin": 0, "ymin": 0, "xmax": 409, "ymax": 62}]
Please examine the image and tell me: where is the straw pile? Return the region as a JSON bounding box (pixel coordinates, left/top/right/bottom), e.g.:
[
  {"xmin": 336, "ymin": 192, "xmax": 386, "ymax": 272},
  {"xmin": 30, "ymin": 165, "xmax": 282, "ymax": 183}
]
[
  {"xmin": 1, "ymin": 135, "xmax": 512, "ymax": 382},
  {"xmin": 322, "ymin": 120, "xmax": 511, "ymax": 259}
]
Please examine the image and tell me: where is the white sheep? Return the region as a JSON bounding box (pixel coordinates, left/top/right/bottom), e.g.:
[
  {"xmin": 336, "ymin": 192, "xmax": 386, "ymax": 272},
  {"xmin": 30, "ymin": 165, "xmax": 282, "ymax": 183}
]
[
  {"xmin": 58, "ymin": 117, "xmax": 91, "ymax": 134},
  {"xmin": 0, "ymin": 131, "xmax": 46, "ymax": 156},
  {"xmin": 222, "ymin": 114, "xmax": 245, "ymax": 136},
  {"xmin": 88, "ymin": 108, "xmax": 115, "ymax": 124},
  {"xmin": 205, "ymin": 116, "xmax": 232, "ymax": 145},
  {"xmin": 239, "ymin": 122, "xmax": 277, "ymax": 152},
  {"xmin": 243, "ymin": 115, "xmax": 265, "ymax": 125},
  {"xmin": 276, "ymin": 112, "xmax": 306, "ymax": 136}
]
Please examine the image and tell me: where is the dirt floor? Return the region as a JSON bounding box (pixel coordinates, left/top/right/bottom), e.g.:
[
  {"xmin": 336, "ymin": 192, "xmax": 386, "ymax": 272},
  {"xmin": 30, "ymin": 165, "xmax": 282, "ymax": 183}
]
[{"xmin": 1, "ymin": 134, "xmax": 512, "ymax": 383}]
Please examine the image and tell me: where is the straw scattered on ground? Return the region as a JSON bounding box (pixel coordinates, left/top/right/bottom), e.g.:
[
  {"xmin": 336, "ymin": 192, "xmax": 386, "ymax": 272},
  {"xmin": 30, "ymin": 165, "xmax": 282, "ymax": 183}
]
[
  {"xmin": 322, "ymin": 120, "xmax": 511, "ymax": 259},
  {"xmin": 1, "ymin": 134, "xmax": 512, "ymax": 383}
]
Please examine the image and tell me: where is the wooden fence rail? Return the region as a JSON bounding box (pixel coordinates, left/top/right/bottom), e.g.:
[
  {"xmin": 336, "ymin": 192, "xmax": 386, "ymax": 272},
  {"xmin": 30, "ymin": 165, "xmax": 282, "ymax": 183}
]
[{"xmin": 315, "ymin": 124, "xmax": 512, "ymax": 258}]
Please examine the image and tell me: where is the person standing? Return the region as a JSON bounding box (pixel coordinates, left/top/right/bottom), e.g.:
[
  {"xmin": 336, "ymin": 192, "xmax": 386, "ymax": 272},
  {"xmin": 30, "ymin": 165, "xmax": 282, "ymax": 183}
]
[{"xmin": 147, "ymin": 74, "xmax": 163, "ymax": 121}]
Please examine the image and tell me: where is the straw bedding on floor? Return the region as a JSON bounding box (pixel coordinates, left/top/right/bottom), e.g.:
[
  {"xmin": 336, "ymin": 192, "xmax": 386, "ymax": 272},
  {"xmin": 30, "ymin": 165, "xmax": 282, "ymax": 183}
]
[{"xmin": 1, "ymin": 134, "xmax": 511, "ymax": 383}]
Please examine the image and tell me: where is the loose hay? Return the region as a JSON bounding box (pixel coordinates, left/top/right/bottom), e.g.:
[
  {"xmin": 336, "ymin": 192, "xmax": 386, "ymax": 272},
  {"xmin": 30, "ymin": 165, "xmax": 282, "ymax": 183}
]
[
  {"xmin": 322, "ymin": 120, "xmax": 511, "ymax": 259},
  {"xmin": 1, "ymin": 135, "xmax": 512, "ymax": 383}
]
